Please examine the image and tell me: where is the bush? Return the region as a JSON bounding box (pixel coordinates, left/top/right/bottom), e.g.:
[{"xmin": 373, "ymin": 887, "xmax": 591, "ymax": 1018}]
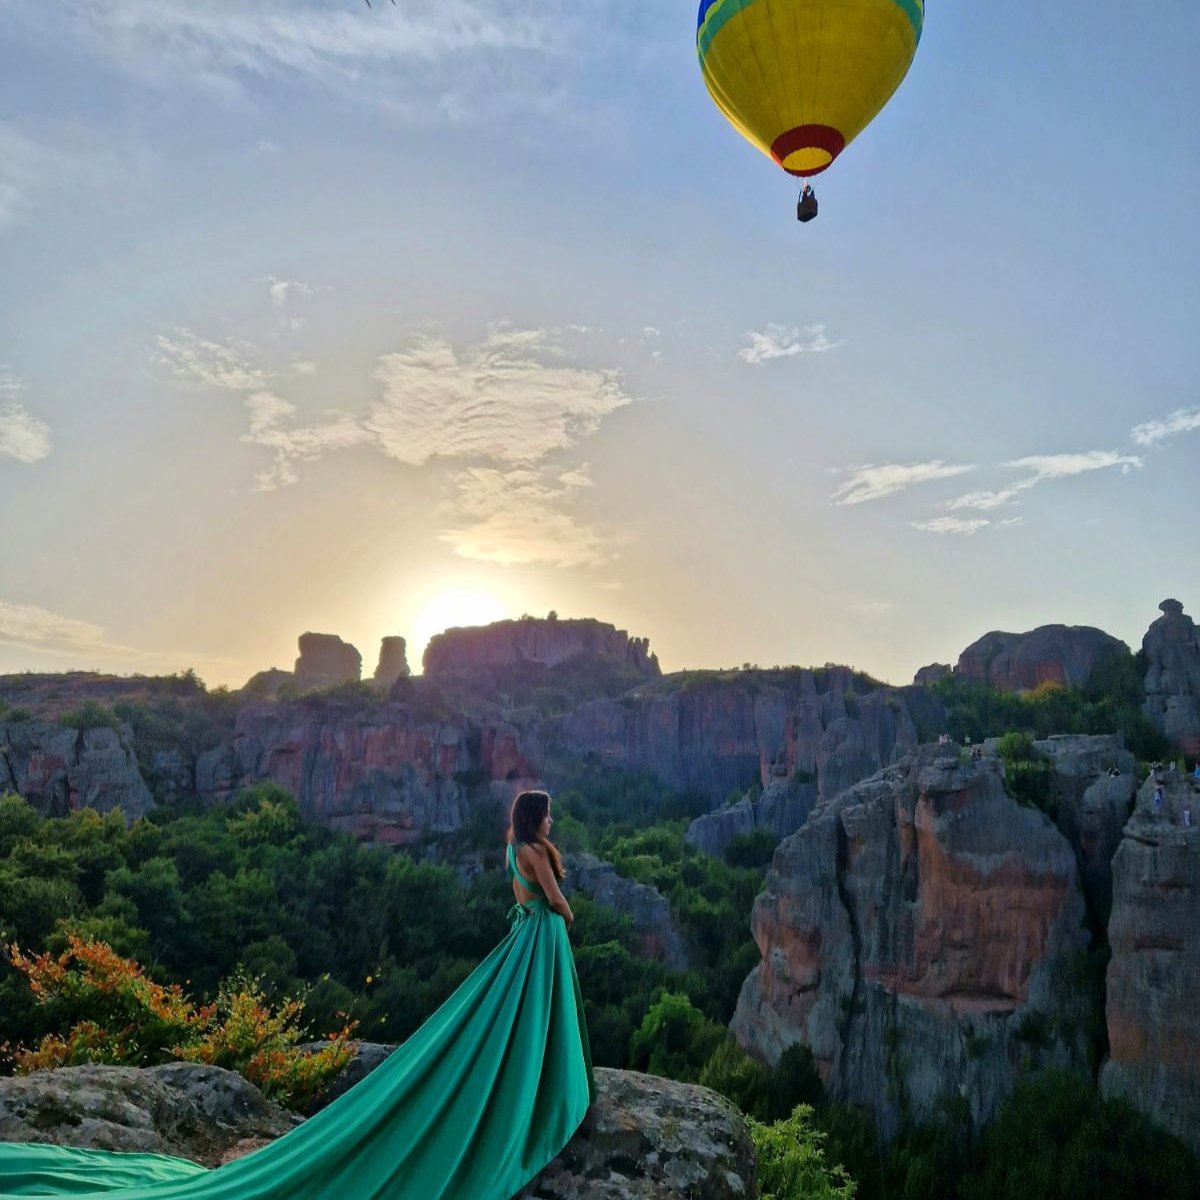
[
  {"xmin": 59, "ymin": 701, "xmax": 120, "ymax": 731},
  {"xmin": 752, "ymin": 1104, "xmax": 857, "ymax": 1200},
  {"xmin": 7, "ymin": 935, "xmax": 356, "ymax": 1111}
]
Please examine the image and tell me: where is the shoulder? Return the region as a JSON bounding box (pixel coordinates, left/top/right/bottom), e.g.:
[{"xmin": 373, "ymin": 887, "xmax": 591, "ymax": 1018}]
[{"xmin": 521, "ymin": 841, "xmax": 547, "ymax": 859}]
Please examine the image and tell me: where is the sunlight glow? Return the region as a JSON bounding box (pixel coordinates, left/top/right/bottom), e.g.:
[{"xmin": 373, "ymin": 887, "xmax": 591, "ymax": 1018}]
[{"xmin": 409, "ymin": 589, "xmax": 511, "ymax": 673}]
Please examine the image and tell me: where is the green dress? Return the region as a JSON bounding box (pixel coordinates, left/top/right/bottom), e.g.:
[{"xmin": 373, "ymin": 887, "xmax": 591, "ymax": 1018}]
[{"xmin": 0, "ymin": 842, "xmax": 594, "ymax": 1200}]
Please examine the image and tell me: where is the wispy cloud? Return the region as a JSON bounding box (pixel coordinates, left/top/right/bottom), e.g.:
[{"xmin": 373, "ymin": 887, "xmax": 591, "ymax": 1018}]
[
  {"xmin": 153, "ymin": 330, "xmax": 273, "ymax": 391},
  {"xmin": 265, "ymin": 276, "xmax": 317, "ymax": 307},
  {"xmin": 0, "ymin": 372, "xmax": 52, "ymax": 463},
  {"xmin": 13, "ymin": 1, "xmax": 578, "ymax": 119},
  {"xmin": 366, "ymin": 327, "xmax": 633, "ymax": 467},
  {"xmin": 240, "ymin": 390, "xmax": 372, "ymax": 492},
  {"xmin": 832, "ymin": 461, "xmax": 974, "ymax": 506},
  {"xmin": 912, "ymin": 517, "xmax": 991, "ymax": 536},
  {"xmin": 0, "ymin": 598, "xmax": 235, "ymax": 676},
  {"xmin": 739, "ymin": 323, "xmax": 839, "ymax": 364},
  {"xmin": 440, "ymin": 465, "xmax": 616, "ymax": 568},
  {"xmin": 944, "ymin": 450, "xmax": 1142, "ymax": 513},
  {"xmin": 1131, "ymin": 407, "xmax": 1200, "ymax": 448}
]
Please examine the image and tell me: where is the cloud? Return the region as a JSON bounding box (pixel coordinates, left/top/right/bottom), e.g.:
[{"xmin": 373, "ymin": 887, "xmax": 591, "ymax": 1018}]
[
  {"xmin": 366, "ymin": 327, "xmax": 633, "ymax": 467},
  {"xmin": 0, "ymin": 598, "xmax": 235, "ymax": 676},
  {"xmin": 912, "ymin": 517, "xmax": 991, "ymax": 536},
  {"xmin": 1006, "ymin": 451, "xmax": 1142, "ymax": 479},
  {"xmin": 15, "ymin": 1, "xmax": 579, "ymax": 120},
  {"xmin": 439, "ymin": 465, "xmax": 616, "ymax": 568},
  {"xmin": 1131, "ymin": 407, "xmax": 1200, "ymax": 448},
  {"xmin": 153, "ymin": 330, "xmax": 273, "ymax": 391},
  {"xmin": 944, "ymin": 450, "xmax": 1142, "ymax": 513},
  {"xmin": 832, "ymin": 461, "xmax": 974, "ymax": 506},
  {"xmin": 0, "ymin": 372, "xmax": 52, "ymax": 463},
  {"xmin": 239, "ymin": 390, "xmax": 372, "ymax": 491},
  {"xmin": 265, "ymin": 276, "xmax": 317, "ymax": 307},
  {"xmin": 738, "ymin": 323, "xmax": 839, "ymax": 364}
]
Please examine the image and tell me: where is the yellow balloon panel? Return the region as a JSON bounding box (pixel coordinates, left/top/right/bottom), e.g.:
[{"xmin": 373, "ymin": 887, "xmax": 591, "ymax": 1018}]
[{"xmin": 697, "ymin": 0, "xmax": 923, "ymax": 177}]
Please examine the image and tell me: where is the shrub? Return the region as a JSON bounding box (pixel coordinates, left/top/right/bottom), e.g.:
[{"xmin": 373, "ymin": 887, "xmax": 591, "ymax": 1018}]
[
  {"xmin": 59, "ymin": 702, "xmax": 120, "ymax": 732},
  {"xmin": 752, "ymin": 1103, "xmax": 857, "ymax": 1200},
  {"xmin": 7, "ymin": 935, "xmax": 355, "ymax": 1110}
]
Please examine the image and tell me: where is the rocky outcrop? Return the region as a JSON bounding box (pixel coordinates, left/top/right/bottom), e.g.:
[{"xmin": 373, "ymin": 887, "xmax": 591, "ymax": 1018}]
[
  {"xmin": 685, "ymin": 779, "xmax": 818, "ymax": 860},
  {"xmin": 956, "ymin": 625, "xmax": 1129, "ymax": 693},
  {"xmin": 0, "ymin": 718, "xmax": 154, "ymax": 821},
  {"xmin": 373, "ymin": 637, "xmax": 409, "ymax": 688},
  {"xmin": 0, "ymin": 1063, "xmax": 300, "ymax": 1166},
  {"xmin": 1022, "ymin": 734, "xmax": 1136, "ymax": 926},
  {"xmin": 1101, "ymin": 768, "xmax": 1200, "ymax": 1155},
  {"xmin": 242, "ymin": 668, "xmax": 292, "ymax": 697},
  {"xmin": 552, "ymin": 668, "xmax": 920, "ymax": 807},
  {"xmin": 0, "ymin": 1064, "xmax": 756, "ymax": 1200},
  {"xmin": 1142, "ymin": 598, "xmax": 1200, "ymax": 756},
  {"xmin": 518, "ymin": 1068, "xmax": 755, "ymax": 1200},
  {"xmin": 566, "ymin": 853, "xmax": 690, "ymax": 971},
  {"xmin": 424, "ymin": 618, "xmax": 659, "ymax": 678},
  {"xmin": 293, "ymin": 633, "xmax": 362, "ymax": 690},
  {"xmin": 732, "ymin": 747, "xmax": 1091, "ymax": 1140},
  {"xmin": 913, "ymin": 663, "xmax": 951, "ymax": 687}
]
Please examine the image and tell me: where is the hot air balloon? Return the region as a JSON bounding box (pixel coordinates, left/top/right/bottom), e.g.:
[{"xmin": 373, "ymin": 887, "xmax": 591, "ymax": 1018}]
[{"xmin": 696, "ymin": 0, "xmax": 924, "ymax": 221}]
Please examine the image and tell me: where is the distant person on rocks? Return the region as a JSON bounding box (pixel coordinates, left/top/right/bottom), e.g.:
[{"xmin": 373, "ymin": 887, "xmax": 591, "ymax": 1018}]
[
  {"xmin": 1153, "ymin": 785, "xmax": 1165, "ymax": 812},
  {"xmin": 1183, "ymin": 807, "xmax": 1192, "ymax": 828},
  {"xmin": 1169, "ymin": 760, "xmax": 1177, "ymax": 773},
  {"xmin": 1193, "ymin": 762, "xmax": 1200, "ymax": 782}
]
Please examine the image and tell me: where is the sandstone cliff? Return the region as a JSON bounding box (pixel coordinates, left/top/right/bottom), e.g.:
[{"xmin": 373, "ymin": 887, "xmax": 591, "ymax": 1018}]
[
  {"xmin": 0, "ymin": 1062, "xmax": 756, "ymax": 1200},
  {"xmin": 424, "ymin": 617, "xmax": 659, "ymax": 678},
  {"xmin": 731, "ymin": 746, "xmax": 1092, "ymax": 1140},
  {"xmin": 685, "ymin": 778, "xmax": 818, "ymax": 860},
  {"xmin": 1102, "ymin": 768, "xmax": 1200, "ymax": 1155},
  {"xmin": 373, "ymin": 636, "xmax": 410, "ymax": 688},
  {"xmin": 0, "ymin": 717, "xmax": 153, "ymax": 821},
  {"xmin": 553, "ymin": 667, "xmax": 920, "ymax": 807},
  {"xmin": 1141, "ymin": 598, "xmax": 1200, "ymax": 757},
  {"xmin": 956, "ymin": 625, "xmax": 1129, "ymax": 693}
]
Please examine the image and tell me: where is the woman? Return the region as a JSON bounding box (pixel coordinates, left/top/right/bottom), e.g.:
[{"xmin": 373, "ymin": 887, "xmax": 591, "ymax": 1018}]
[{"xmin": 0, "ymin": 791, "xmax": 594, "ymax": 1200}]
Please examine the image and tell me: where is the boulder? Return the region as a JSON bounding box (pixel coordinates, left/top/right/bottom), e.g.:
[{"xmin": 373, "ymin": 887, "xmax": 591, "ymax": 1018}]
[
  {"xmin": 913, "ymin": 663, "xmax": 952, "ymax": 687},
  {"xmin": 517, "ymin": 1068, "xmax": 756, "ymax": 1200},
  {"xmin": 373, "ymin": 637, "xmax": 410, "ymax": 688},
  {"xmin": 1141, "ymin": 598, "xmax": 1200, "ymax": 756},
  {"xmin": 1, "ymin": 1064, "xmax": 756, "ymax": 1200},
  {"xmin": 1101, "ymin": 768, "xmax": 1200, "ymax": 1155},
  {"xmin": 566, "ymin": 854, "xmax": 690, "ymax": 971},
  {"xmin": 956, "ymin": 625, "xmax": 1129, "ymax": 693},
  {"xmin": 731, "ymin": 746, "xmax": 1091, "ymax": 1140},
  {"xmin": 242, "ymin": 669, "xmax": 292, "ymax": 697},
  {"xmin": 0, "ymin": 1064, "xmax": 299, "ymax": 1167},
  {"xmin": 293, "ymin": 633, "xmax": 362, "ymax": 690}
]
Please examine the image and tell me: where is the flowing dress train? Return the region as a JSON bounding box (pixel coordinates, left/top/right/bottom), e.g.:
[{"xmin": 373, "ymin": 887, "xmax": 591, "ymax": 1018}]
[{"xmin": 0, "ymin": 843, "xmax": 594, "ymax": 1200}]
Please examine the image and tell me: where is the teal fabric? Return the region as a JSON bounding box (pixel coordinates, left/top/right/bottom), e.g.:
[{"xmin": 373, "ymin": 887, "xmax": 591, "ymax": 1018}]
[{"xmin": 0, "ymin": 856, "xmax": 594, "ymax": 1200}]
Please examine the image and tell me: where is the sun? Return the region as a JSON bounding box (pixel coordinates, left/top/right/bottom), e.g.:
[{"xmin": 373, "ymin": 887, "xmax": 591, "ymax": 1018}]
[{"xmin": 410, "ymin": 588, "xmax": 510, "ymax": 673}]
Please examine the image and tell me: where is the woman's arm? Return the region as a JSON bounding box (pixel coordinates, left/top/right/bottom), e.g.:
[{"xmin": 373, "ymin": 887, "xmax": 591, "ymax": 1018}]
[{"xmin": 527, "ymin": 844, "xmax": 574, "ymax": 928}]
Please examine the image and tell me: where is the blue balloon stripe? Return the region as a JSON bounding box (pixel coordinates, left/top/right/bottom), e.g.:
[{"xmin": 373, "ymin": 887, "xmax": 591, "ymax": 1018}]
[{"xmin": 699, "ymin": 0, "xmax": 922, "ymax": 58}]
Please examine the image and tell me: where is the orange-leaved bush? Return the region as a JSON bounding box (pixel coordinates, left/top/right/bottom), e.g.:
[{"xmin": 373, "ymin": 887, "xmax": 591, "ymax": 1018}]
[{"xmin": 7, "ymin": 934, "xmax": 356, "ymax": 1111}]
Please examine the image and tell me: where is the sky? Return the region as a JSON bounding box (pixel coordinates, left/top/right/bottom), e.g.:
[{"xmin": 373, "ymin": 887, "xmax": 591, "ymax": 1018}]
[{"xmin": 1, "ymin": 1, "xmax": 1198, "ymax": 688}]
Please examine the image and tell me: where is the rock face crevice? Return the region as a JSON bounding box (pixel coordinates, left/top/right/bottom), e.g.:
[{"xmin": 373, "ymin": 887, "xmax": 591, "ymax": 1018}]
[
  {"xmin": 732, "ymin": 747, "xmax": 1091, "ymax": 1140},
  {"xmin": 1101, "ymin": 769, "xmax": 1200, "ymax": 1155}
]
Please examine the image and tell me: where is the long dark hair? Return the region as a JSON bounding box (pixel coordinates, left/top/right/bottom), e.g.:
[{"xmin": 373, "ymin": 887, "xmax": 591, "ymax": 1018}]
[{"xmin": 507, "ymin": 790, "xmax": 565, "ymax": 881}]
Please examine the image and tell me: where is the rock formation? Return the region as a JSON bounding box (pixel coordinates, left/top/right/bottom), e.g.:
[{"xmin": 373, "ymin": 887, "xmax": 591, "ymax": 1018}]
[
  {"xmin": 566, "ymin": 853, "xmax": 690, "ymax": 971},
  {"xmin": 0, "ymin": 1063, "xmax": 299, "ymax": 1166},
  {"xmin": 552, "ymin": 668, "xmax": 920, "ymax": 807},
  {"xmin": 0, "ymin": 717, "xmax": 153, "ymax": 821},
  {"xmin": 373, "ymin": 637, "xmax": 409, "ymax": 688},
  {"xmin": 242, "ymin": 668, "xmax": 292, "ymax": 697},
  {"xmin": 1101, "ymin": 768, "xmax": 1200, "ymax": 1155},
  {"xmin": 731, "ymin": 746, "xmax": 1091, "ymax": 1140},
  {"xmin": 518, "ymin": 1068, "xmax": 755, "ymax": 1200},
  {"xmin": 685, "ymin": 778, "xmax": 818, "ymax": 860},
  {"xmin": 1141, "ymin": 598, "xmax": 1200, "ymax": 756},
  {"xmin": 956, "ymin": 625, "xmax": 1129, "ymax": 693},
  {"xmin": 424, "ymin": 617, "xmax": 659, "ymax": 678},
  {"xmin": 913, "ymin": 663, "xmax": 951, "ymax": 687},
  {"xmin": 0, "ymin": 1063, "xmax": 756, "ymax": 1200},
  {"xmin": 293, "ymin": 633, "xmax": 362, "ymax": 690}
]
